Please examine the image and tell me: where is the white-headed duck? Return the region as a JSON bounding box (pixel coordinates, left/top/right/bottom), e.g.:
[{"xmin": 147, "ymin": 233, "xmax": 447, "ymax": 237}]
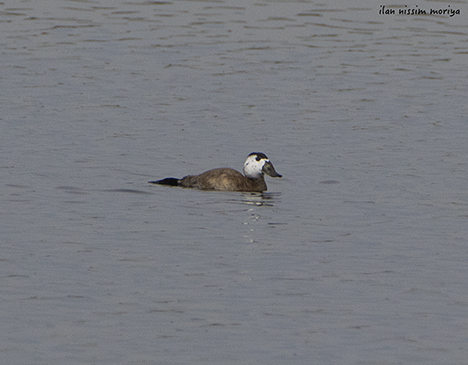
[{"xmin": 149, "ymin": 152, "xmax": 281, "ymax": 192}]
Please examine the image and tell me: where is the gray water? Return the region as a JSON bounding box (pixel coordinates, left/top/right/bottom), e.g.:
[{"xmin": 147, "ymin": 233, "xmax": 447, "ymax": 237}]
[{"xmin": 2, "ymin": 0, "xmax": 468, "ymax": 364}]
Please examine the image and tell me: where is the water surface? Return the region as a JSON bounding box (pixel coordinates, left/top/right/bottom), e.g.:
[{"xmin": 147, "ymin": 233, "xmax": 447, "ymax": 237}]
[{"xmin": 1, "ymin": 0, "xmax": 468, "ymax": 364}]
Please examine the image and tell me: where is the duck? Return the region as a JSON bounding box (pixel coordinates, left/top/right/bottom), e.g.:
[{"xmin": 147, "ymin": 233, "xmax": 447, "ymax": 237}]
[{"xmin": 149, "ymin": 152, "xmax": 282, "ymax": 192}]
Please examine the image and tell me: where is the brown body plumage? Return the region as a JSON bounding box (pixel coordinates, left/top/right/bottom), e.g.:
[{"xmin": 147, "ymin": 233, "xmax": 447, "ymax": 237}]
[{"xmin": 178, "ymin": 168, "xmax": 268, "ymax": 192}]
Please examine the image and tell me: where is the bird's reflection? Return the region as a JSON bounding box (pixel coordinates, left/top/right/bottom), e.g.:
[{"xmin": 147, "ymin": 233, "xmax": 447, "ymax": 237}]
[{"xmin": 239, "ymin": 192, "xmax": 282, "ymax": 207}]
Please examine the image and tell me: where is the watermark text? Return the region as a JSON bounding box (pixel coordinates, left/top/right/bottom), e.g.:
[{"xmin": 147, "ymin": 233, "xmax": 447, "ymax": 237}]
[{"xmin": 379, "ymin": 4, "xmax": 460, "ymax": 17}]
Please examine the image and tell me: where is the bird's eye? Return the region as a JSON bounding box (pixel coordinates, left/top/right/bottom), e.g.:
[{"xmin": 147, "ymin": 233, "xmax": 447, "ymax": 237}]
[{"xmin": 256, "ymin": 156, "xmax": 261, "ymax": 161}]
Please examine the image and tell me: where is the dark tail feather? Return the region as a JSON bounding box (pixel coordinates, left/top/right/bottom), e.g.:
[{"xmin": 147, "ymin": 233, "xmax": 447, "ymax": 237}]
[{"xmin": 148, "ymin": 177, "xmax": 180, "ymax": 186}]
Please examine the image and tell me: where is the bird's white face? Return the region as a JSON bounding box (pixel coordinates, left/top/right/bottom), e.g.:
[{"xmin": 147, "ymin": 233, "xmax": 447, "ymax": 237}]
[
  {"xmin": 243, "ymin": 153, "xmax": 282, "ymax": 179},
  {"xmin": 243, "ymin": 154, "xmax": 268, "ymax": 178}
]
